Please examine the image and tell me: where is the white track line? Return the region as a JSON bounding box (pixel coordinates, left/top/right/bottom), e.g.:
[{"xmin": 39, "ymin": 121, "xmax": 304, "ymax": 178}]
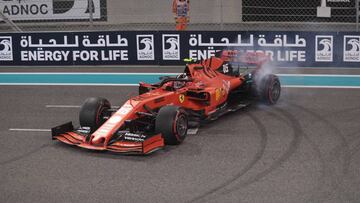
[
  {"xmin": 46, "ymin": 105, "xmax": 81, "ymax": 108},
  {"xmin": 0, "ymin": 72, "xmax": 178, "ymax": 75},
  {"xmin": 9, "ymin": 128, "xmax": 51, "ymax": 132},
  {"xmin": 282, "ymin": 85, "xmax": 360, "ymax": 89},
  {"xmin": 0, "ymin": 83, "xmax": 139, "ymax": 86},
  {"xmin": 2, "ymin": 83, "xmax": 360, "ymax": 89},
  {"xmin": 277, "ymin": 74, "xmax": 360, "ymax": 77},
  {"xmin": 46, "ymin": 105, "xmax": 120, "ymax": 108},
  {"xmin": 187, "ymin": 128, "xmax": 199, "ymax": 135},
  {"xmin": 1, "ymin": 72, "xmax": 360, "ymax": 77},
  {"xmin": 9, "ymin": 128, "xmax": 199, "ymax": 134}
]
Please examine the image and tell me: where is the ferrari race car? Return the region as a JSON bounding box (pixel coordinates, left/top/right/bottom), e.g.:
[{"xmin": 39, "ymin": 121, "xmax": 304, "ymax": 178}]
[{"xmin": 52, "ymin": 51, "xmax": 281, "ymax": 154}]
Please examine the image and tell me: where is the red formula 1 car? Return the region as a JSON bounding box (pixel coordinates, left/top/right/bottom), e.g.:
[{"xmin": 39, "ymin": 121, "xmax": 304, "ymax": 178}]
[{"xmin": 52, "ymin": 51, "xmax": 281, "ymax": 154}]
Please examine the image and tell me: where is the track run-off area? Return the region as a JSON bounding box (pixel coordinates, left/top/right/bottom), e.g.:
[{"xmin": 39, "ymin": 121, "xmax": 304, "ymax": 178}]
[{"xmin": 0, "ymin": 68, "xmax": 360, "ymax": 202}]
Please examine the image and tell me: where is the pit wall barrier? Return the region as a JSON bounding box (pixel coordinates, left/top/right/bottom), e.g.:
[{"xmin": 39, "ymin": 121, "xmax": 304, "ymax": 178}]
[{"xmin": 1, "ymin": 31, "xmax": 360, "ymax": 67}]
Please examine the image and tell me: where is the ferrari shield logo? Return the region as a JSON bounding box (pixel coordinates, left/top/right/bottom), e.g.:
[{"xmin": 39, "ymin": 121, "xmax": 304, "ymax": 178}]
[{"xmin": 179, "ymin": 94, "xmax": 185, "ymax": 103}]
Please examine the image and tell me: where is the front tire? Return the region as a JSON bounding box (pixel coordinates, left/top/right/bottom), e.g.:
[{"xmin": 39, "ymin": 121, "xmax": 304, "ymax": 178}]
[
  {"xmin": 155, "ymin": 105, "xmax": 188, "ymax": 145},
  {"xmin": 79, "ymin": 97, "xmax": 111, "ymax": 132}
]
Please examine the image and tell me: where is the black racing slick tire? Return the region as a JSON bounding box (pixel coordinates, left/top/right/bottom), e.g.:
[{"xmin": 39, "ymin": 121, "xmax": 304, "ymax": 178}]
[
  {"xmin": 155, "ymin": 105, "xmax": 188, "ymax": 145},
  {"xmin": 260, "ymin": 74, "xmax": 281, "ymax": 105},
  {"xmin": 79, "ymin": 97, "xmax": 111, "ymax": 132}
]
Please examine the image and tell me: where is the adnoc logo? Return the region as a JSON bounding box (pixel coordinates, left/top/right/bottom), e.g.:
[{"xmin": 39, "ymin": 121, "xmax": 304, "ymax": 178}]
[
  {"xmin": 0, "ymin": 36, "xmax": 13, "ymax": 61},
  {"xmin": 162, "ymin": 34, "xmax": 180, "ymax": 60},
  {"xmin": 344, "ymin": 35, "xmax": 360, "ymax": 62},
  {"xmin": 136, "ymin": 35, "xmax": 155, "ymax": 61},
  {"xmin": 0, "ymin": 0, "xmax": 104, "ymax": 21},
  {"xmin": 315, "ymin": 35, "xmax": 333, "ymax": 62}
]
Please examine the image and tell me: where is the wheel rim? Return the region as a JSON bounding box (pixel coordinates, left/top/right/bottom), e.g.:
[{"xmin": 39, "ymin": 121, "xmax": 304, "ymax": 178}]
[
  {"xmin": 176, "ymin": 114, "xmax": 188, "ymax": 138},
  {"xmin": 271, "ymin": 80, "xmax": 281, "ymax": 102}
]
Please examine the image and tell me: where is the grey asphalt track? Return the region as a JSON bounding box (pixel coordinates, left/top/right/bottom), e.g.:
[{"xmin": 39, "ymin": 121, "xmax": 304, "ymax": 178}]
[{"xmin": 1, "ymin": 76, "xmax": 360, "ymax": 202}]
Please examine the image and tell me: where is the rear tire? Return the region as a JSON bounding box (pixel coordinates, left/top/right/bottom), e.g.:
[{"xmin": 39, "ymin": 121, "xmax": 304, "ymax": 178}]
[
  {"xmin": 259, "ymin": 74, "xmax": 281, "ymax": 105},
  {"xmin": 79, "ymin": 97, "xmax": 111, "ymax": 132},
  {"xmin": 155, "ymin": 105, "xmax": 188, "ymax": 145}
]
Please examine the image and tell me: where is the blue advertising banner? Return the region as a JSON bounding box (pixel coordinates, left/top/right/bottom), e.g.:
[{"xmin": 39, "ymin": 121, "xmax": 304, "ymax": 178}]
[{"xmin": 0, "ymin": 31, "xmax": 360, "ymax": 67}]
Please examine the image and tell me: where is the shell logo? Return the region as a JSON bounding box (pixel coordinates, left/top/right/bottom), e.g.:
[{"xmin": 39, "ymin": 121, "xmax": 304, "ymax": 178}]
[{"xmin": 215, "ymin": 88, "xmax": 221, "ymax": 101}]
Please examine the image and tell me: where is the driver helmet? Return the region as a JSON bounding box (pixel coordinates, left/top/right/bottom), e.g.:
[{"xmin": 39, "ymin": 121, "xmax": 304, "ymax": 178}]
[{"xmin": 174, "ymin": 73, "xmax": 188, "ymax": 89}]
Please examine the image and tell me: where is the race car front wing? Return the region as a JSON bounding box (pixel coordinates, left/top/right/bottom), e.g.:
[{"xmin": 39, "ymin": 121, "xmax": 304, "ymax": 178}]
[{"xmin": 51, "ymin": 122, "xmax": 164, "ymax": 154}]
